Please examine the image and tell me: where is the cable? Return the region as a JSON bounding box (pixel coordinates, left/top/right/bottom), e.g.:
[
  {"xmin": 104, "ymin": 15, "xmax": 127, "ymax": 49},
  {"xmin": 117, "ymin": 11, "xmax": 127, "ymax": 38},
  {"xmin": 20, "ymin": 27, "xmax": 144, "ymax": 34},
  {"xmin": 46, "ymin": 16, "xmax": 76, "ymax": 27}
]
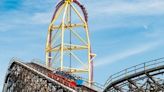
[{"xmin": 69, "ymin": 4, "xmax": 72, "ymax": 72}]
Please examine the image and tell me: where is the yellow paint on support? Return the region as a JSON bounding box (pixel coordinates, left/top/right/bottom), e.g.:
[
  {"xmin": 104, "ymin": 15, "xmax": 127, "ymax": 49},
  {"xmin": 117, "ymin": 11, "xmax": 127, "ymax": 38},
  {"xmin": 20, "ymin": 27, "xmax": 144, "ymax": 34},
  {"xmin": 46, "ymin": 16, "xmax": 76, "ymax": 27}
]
[
  {"xmin": 45, "ymin": 0, "xmax": 96, "ymax": 87},
  {"xmin": 61, "ymin": 2, "xmax": 68, "ymax": 71},
  {"xmin": 51, "ymin": 23, "xmax": 84, "ymax": 30},
  {"xmin": 50, "ymin": 4, "xmax": 65, "ymax": 27},
  {"xmin": 85, "ymin": 25, "xmax": 92, "ymax": 87},
  {"xmin": 45, "ymin": 3, "xmax": 65, "ymax": 67},
  {"xmin": 71, "ymin": 4, "xmax": 87, "ymax": 24},
  {"xmin": 69, "ymin": 27, "xmax": 87, "ymax": 45},
  {"xmin": 63, "ymin": 46, "xmax": 88, "ymax": 68}
]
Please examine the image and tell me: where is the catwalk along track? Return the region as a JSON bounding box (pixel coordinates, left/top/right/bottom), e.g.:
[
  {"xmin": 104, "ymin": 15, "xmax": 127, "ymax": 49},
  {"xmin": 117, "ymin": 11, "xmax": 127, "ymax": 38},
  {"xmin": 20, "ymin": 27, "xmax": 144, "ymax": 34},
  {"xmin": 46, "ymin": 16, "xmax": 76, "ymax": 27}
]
[
  {"xmin": 104, "ymin": 57, "xmax": 164, "ymax": 92},
  {"xmin": 3, "ymin": 58, "xmax": 164, "ymax": 92},
  {"xmin": 2, "ymin": 58, "xmax": 99, "ymax": 92}
]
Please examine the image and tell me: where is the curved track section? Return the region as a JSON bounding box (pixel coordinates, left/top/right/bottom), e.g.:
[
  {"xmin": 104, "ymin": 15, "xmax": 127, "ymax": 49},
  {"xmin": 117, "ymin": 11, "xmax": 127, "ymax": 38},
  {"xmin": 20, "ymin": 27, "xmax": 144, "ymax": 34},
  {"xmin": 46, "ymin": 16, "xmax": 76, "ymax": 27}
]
[
  {"xmin": 52, "ymin": 0, "xmax": 88, "ymax": 22},
  {"xmin": 104, "ymin": 57, "xmax": 164, "ymax": 92},
  {"xmin": 2, "ymin": 58, "xmax": 76, "ymax": 92}
]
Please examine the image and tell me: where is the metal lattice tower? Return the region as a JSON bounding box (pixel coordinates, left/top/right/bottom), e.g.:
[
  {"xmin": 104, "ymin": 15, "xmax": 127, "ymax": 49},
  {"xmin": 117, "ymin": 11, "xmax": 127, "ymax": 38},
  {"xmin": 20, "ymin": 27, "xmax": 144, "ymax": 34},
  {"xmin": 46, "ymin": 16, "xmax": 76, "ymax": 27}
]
[{"xmin": 45, "ymin": 0, "xmax": 96, "ymax": 85}]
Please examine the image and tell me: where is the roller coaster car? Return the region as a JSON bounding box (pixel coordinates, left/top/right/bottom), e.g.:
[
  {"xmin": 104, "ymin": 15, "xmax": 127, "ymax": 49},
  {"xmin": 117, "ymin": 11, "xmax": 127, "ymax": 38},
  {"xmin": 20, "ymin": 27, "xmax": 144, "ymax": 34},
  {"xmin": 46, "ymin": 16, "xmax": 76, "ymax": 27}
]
[
  {"xmin": 48, "ymin": 72, "xmax": 77, "ymax": 88},
  {"xmin": 48, "ymin": 70, "xmax": 83, "ymax": 88},
  {"xmin": 76, "ymin": 79, "xmax": 83, "ymax": 86}
]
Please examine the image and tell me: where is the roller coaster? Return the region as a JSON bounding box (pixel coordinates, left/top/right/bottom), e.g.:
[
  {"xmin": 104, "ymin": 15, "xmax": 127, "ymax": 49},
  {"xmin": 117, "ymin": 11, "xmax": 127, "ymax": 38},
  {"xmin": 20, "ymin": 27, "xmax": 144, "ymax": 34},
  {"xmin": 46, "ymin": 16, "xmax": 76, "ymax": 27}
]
[
  {"xmin": 2, "ymin": 0, "xmax": 164, "ymax": 92},
  {"xmin": 3, "ymin": 58, "xmax": 76, "ymax": 92},
  {"xmin": 3, "ymin": 58, "xmax": 103, "ymax": 92},
  {"xmin": 104, "ymin": 57, "xmax": 164, "ymax": 92},
  {"xmin": 3, "ymin": 57, "xmax": 164, "ymax": 92}
]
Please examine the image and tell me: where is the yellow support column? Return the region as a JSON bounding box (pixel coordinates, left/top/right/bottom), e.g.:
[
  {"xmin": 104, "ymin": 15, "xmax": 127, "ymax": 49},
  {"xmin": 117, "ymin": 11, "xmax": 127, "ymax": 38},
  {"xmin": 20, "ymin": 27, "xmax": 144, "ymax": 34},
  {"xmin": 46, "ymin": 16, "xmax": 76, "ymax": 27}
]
[
  {"xmin": 45, "ymin": 0, "xmax": 96, "ymax": 86},
  {"xmin": 61, "ymin": 2, "xmax": 68, "ymax": 70}
]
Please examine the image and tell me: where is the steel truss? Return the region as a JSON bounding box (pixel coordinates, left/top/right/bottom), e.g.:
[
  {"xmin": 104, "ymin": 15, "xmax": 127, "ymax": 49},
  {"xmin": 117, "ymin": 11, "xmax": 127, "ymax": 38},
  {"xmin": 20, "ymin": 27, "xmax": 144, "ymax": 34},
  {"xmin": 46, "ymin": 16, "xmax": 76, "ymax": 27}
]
[
  {"xmin": 104, "ymin": 57, "xmax": 164, "ymax": 92},
  {"xmin": 45, "ymin": 0, "xmax": 96, "ymax": 85}
]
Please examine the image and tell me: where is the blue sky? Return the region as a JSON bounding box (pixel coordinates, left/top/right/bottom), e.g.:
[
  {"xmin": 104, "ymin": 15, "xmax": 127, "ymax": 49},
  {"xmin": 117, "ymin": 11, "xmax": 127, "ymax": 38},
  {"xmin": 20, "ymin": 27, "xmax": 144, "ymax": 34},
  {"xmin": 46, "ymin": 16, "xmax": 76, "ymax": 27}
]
[{"xmin": 0, "ymin": 0, "xmax": 164, "ymax": 91}]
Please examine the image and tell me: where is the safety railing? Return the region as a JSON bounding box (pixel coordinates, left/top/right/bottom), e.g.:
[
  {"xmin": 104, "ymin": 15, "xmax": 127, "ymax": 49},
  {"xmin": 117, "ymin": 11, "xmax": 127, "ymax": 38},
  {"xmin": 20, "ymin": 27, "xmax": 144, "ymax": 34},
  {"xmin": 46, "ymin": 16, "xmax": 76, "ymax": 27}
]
[
  {"xmin": 80, "ymin": 77, "xmax": 104, "ymax": 91},
  {"xmin": 8, "ymin": 57, "xmax": 76, "ymax": 92},
  {"xmin": 104, "ymin": 57, "xmax": 164, "ymax": 87},
  {"xmin": 31, "ymin": 58, "xmax": 105, "ymax": 91}
]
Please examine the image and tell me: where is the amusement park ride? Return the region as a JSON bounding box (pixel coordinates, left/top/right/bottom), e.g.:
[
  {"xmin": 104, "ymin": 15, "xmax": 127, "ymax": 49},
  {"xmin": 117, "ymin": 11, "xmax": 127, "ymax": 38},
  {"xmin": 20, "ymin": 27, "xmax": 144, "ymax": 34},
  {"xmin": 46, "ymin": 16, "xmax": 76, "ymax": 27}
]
[
  {"xmin": 3, "ymin": 0, "xmax": 100, "ymax": 91},
  {"xmin": 3, "ymin": 0, "xmax": 164, "ymax": 92},
  {"xmin": 45, "ymin": 0, "xmax": 96, "ymax": 86}
]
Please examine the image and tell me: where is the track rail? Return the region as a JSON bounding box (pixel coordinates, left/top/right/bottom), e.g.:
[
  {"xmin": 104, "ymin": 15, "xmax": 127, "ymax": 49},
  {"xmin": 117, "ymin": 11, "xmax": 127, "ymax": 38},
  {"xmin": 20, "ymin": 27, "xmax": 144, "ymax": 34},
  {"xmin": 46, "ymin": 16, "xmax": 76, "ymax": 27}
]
[
  {"xmin": 29, "ymin": 59, "xmax": 104, "ymax": 92},
  {"xmin": 2, "ymin": 58, "xmax": 101, "ymax": 92},
  {"xmin": 3, "ymin": 58, "xmax": 76, "ymax": 92},
  {"xmin": 104, "ymin": 57, "xmax": 164, "ymax": 92}
]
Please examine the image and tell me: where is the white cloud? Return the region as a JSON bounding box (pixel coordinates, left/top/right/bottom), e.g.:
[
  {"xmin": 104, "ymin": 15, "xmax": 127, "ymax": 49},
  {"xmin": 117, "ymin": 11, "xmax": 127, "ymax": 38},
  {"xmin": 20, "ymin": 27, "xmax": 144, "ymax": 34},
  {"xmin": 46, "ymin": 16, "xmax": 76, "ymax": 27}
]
[
  {"xmin": 31, "ymin": 12, "xmax": 52, "ymax": 25},
  {"xmin": 0, "ymin": 23, "xmax": 15, "ymax": 32},
  {"xmin": 0, "ymin": 11, "xmax": 52, "ymax": 32},
  {"xmin": 90, "ymin": 0, "xmax": 164, "ymax": 16},
  {"xmin": 86, "ymin": 0, "xmax": 164, "ymax": 32},
  {"xmin": 94, "ymin": 41, "xmax": 161, "ymax": 67}
]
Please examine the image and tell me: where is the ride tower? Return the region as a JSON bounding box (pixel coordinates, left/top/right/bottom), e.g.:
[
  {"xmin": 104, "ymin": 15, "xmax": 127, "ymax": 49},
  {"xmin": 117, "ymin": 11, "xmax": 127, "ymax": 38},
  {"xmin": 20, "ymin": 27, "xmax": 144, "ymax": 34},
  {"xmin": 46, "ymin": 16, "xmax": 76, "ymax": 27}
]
[{"xmin": 45, "ymin": 0, "xmax": 96, "ymax": 85}]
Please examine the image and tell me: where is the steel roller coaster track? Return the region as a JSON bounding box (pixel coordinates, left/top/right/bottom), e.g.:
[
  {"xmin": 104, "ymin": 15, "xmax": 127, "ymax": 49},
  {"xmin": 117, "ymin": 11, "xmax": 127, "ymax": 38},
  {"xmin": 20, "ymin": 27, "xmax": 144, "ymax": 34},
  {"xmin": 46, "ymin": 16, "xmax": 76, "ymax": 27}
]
[{"xmin": 104, "ymin": 57, "xmax": 164, "ymax": 92}]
